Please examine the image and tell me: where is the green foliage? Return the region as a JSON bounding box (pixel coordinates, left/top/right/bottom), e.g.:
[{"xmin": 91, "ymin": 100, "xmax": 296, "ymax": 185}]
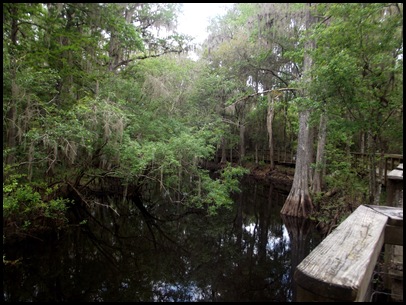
[
  {"xmin": 200, "ymin": 176, "xmax": 233, "ymax": 214},
  {"xmin": 323, "ymin": 144, "xmax": 368, "ymax": 202},
  {"xmin": 3, "ymin": 2, "xmax": 403, "ymax": 234},
  {"xmin": 3, "ymin": 166, "xmax": 69, "ymax": 232},
  {"xmin": 220, "ymin": 164, "xmax": 249, "ymax": 191},
  {"xmin": 312, "ymin": 3, "xmax": 403, "ymax": 140},
  {"xmin": 102, "ymin": 4, "xmax": 144, "ymax": 52},
  {"xmin": 310, "ymin": 194, "xmax": 353, "ymax": 234},
  {"xmin": 199, "ymin": 164, "xmax": 249, "ymax": 215}
]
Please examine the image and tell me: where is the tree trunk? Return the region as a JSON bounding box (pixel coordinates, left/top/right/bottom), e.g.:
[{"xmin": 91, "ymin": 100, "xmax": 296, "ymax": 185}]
[
  {"xmin": 255, "ymin": 143, "xmax": 259, "ymax": 164},
  {"xmin": 367, "ymin": 133, "xmax": 379, "ymax": 204},
  {"xmin": 360, "ymin": 131, "xmax": 366, "ymax": 154},
  {"xmin": 5, "ymin": 5, "xmax": 19, "ymax": 165},
  {"xmin": 266, "ymin": 93, "xmax": 275, "ymax": 170},
  {"xmin": 220, "ymin": 136, "xmax": 227, "ymax": 163},
  {"xmin": 281, "ymin": 3, "xmax": 315, "ymax": 217},
  {"xmin": 311, "ymin": 111, "xmax": 328, "ymax": 193},
  {"xmin": 281, "ymin": 108, "xmax": 314, "ymax": 217},
  {"xmin": 308, "ymin": 124, "xmax": 315, "ymax": 186},
  {"xmin": 239, "ymin": 121, "xmax": 245, "ymax": 163},
  {"xmin": 6, "ymin": 74, "xmax": 18, "ymax": 165}
]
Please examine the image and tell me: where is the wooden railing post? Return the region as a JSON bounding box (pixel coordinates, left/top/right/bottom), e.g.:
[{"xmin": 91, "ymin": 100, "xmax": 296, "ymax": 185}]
[
  {"xmin": 386, "ymin": 163, "xmax": 403, "ymax": 207},
  {"xmin": 383, "ymin": 163, "xmax": 403, "ymax": 301},
  {"xmin": 294, "ymin": 205, "xmax": 403, "ymax": 302}
]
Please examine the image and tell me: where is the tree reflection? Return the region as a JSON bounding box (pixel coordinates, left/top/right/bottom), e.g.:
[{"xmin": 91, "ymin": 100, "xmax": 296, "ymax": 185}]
[
  {"xmin": 280, "ymin": 213, "xmax": 321, "ymax": 301},
  {"xmin": 3, "ymin": 178, "xmax": 322, "ymax": 302}
]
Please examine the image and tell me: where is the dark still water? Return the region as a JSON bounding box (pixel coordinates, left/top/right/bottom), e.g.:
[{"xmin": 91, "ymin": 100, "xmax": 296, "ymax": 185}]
[{"xmin": 3, "ymin": 177, "xmax": 323, "ymax": 302}]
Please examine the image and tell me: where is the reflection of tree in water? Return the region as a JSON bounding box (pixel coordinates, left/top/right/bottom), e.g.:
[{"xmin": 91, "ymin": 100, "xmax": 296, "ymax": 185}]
[
  {"xmin": 281, "ymin": 213, "xmax": 323, "ymax": 302},
  {"xmin": 3, "ymin": 178, "xmax": 322, "ymax": 302},
  {"xmin": 180, "ymin": 178, "xmax": 295, "ymax": 301}
]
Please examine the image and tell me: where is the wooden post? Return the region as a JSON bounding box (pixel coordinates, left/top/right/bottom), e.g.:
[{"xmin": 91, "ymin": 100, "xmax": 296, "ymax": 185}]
[
  {"xmin": 383, "ymin": 163, "xmax": 403, "ymax": 300},
  {"xmin": 295, "ymin": 205, "xmax": 403, "ymax": 302},
  {"xmin": 386, "ymin": 163, "xmax": 403, "ymax": 207}
]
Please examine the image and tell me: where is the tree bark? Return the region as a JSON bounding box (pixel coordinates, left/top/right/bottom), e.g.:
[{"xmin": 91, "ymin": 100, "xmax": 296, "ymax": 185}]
[
  {"xmin": 360, "ymin": 131, "xmax": 366, "ymax": 154},
  {"xmin": 239, "ymin": 122, "xmax": 245, "ymax": 163},
  {"xmin": 281, "ymin": 108, "xmax": 314, "ymax": 217},
  {"xmin": 255, "ymin": 143, "xmax": 259, "ymax": 164},
  {"xmin": 281, "ymin": 3, "xmax": 315, "ymax": 217},
  {"xmin": 6, "ymin": 72, "xmax": 18, "ymax": 165},
  {"xmin": 308, "ymin": 124, "xmax": 315, "ymax": 186},
  {"xmin": 5, "ymin": 4, "xmax": 19, "ymax": 165},
  {"xmin": 367, "ymin": 133, "xmax": 379, "ymax": 204},
  {"xmin": 311, "ymin": 111, "xmax": 328, "ymax": 193},
  {"xmin": 220, "ymin": 136, "xmax": 227, "ymax": 163},
  {"xmin": 266, "ymin": 93, "xmax": 275, "ymax": 170}
]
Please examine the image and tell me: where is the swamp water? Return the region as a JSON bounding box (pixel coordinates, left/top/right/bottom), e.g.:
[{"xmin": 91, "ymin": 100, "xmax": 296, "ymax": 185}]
[{"xmin": 3, "ymin": 177, "xmax": 323, "ymax": 302}]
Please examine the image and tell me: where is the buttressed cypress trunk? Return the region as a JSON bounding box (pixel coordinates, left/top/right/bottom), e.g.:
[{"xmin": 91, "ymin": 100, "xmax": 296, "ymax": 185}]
[
  {"xmin": 280, "ymin": 108, "xmax": 314, "ymax": 217},
  {"xmin": 281, "ymin": 3, "xmax": 315, "ymax": 218}
]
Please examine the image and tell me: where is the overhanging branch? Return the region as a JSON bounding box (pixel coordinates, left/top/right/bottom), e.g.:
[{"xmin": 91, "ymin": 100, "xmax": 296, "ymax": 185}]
[
  {"xmin": 227, "ymin": 87, "xmax": 299, "ymax": 108},
  {"xmin": 112, "ymin": 49, "xmax": 183, "ymax": 71}
]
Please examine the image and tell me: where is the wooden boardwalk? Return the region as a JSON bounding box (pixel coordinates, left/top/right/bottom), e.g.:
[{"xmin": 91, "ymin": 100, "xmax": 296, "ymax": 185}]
[
  {"xmin": 215, "ymin": 149, "xmax": 402, "ymax": 174},
  {"xmin": 213, "ymin": 148, "xmax": 403, "ymax": 300},
  {"xmin": 295, "ymin": 163, "xmax": 403, "ymax": 302},
  {"xmin": 353, "ymin": 153, "xmax": 403, "ymax": 186},
  {"xmin": 295, "ymin": 205, "xmax": 403, "ymax": 302}
]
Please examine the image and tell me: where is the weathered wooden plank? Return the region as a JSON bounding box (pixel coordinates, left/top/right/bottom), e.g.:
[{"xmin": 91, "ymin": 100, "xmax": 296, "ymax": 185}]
[
  {"xmin": 294, "ymin": 205, "xmax": 388, "ymax": 301},
  {"xmin": 366, "ymin": 205, "xmax": 403, "ymax": 246},
  {"xmin": 366, "ymin": 205, "xmax": 403, "ymax": 226},
  {"xmin": 387, "ymin": 163, "xmax": 403, "ymax": 180}
]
